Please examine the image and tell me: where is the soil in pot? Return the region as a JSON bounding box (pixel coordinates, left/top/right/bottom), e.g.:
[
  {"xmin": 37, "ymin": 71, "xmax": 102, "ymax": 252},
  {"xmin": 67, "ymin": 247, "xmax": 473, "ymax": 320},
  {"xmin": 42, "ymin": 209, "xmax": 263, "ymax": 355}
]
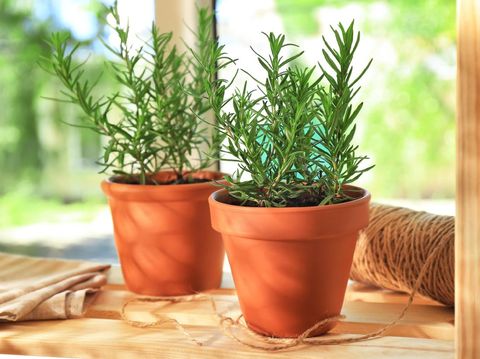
[
  {"xmin": 209, "ymin": 187, "xmax": 370, "ymax": 338},
  {"xmin": 102, "ymin": 170, "xmax": 225, "ymax": 296}
]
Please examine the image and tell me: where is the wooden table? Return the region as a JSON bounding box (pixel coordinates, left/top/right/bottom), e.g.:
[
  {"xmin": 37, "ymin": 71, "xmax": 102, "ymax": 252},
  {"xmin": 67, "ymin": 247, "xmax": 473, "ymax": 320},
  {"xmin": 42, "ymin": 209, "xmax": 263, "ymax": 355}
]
[{"xmin": 0, "ymin": 270, "xmax": 454, "ymax": 358}]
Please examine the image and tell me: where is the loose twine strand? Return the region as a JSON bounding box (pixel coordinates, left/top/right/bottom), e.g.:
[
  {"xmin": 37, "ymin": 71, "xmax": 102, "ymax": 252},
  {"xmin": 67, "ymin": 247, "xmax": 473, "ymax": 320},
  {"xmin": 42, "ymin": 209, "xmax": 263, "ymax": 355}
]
[{"xmin": 121, "ymin": 203, "xmax": 453, "ymax": 351}]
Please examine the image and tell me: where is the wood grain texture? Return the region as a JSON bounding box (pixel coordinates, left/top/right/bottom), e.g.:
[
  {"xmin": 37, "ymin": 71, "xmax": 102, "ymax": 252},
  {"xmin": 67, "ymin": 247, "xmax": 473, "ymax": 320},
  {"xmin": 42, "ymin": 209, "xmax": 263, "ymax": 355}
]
[
  {"xmin": 346, "ymin": 282, "xmax": 444, "ymax": 306},
  {"xmin": 0, "ymin": 318, "xmax": 454, "ymax": 359},
  {"xmin": 0, "ymin": 284, "xmax": 454, "ymax": 358},
  {"xmin": 457, "ymin": 0, "xmax": 480, "ymax": 358},
  {"xmin": 87, "ymin": 287, "xmax": 454, "ymax": 341}
]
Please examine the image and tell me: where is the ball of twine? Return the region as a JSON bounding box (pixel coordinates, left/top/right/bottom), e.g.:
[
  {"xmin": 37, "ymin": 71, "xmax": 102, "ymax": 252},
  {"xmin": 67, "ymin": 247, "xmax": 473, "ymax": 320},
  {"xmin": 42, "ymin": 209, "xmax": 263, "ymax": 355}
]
[{"xmin": 350, "ymin": 203, "xmax": 454, "ymax": 306}]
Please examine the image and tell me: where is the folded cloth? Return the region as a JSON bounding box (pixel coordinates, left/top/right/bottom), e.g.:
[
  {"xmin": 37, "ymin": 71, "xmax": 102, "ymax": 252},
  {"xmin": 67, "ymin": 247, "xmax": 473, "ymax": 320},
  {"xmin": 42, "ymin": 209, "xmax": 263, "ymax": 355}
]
[{"xmin": 0, "ymin": 252, "xmax": 110, "ymax": 321}]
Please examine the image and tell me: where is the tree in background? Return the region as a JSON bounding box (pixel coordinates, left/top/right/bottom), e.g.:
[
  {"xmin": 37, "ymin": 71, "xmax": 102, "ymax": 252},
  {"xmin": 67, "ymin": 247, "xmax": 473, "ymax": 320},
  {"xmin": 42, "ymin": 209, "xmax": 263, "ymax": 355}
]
[
  {"xmin": 275, "ymin": 0, "xmax": 455, "ymax": 198},
  {"xmin": 0, "ymin": 0, "xmax": 112, "ymax": 199}
]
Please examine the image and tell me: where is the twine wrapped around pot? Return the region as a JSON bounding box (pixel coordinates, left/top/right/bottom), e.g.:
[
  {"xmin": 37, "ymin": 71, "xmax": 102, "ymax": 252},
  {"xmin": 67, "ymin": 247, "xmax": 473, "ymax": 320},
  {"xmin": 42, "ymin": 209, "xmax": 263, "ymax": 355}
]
[{"xmin": 350, "ymin": 203, "xmax": 454, "ymax": 306}]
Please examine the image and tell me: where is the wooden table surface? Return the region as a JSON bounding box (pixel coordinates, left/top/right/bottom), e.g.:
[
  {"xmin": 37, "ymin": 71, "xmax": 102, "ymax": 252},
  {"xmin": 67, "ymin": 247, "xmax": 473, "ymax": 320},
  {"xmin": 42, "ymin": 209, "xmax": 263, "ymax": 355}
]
[{"xmin": 0, "ymin": 270, "xmax": 454, "ymax": 358}]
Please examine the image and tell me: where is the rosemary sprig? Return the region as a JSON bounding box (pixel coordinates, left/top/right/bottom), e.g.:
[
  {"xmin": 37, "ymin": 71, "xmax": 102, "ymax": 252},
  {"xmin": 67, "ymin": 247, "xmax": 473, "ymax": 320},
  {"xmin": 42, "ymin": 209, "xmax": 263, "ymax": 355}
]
[
  {"xmin": 196, "ymin": 22, "xmax": 373, "ymax": 206},
  {"xmin": 41, "ymin": 3, "xmax": 219, "ymax": 185}
]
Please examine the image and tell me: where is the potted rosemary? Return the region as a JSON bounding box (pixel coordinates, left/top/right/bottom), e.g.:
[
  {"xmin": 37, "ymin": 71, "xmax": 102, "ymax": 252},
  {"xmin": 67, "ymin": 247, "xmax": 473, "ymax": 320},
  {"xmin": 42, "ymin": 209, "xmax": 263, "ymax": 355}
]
[
  {"xmin": 200, "ymin": 23, "xmax": 373, "ymax": 337},
  {"xmin": 41, "ymin": 4, "xmax": 226, "ymax": 296}
]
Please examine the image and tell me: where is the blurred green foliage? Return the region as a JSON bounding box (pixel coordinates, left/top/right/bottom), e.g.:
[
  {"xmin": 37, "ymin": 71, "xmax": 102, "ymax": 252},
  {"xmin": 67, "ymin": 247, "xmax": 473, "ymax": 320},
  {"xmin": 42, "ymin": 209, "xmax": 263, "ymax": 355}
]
[
  {"xmin": 276, "ymin": 0, "xmax": 455, "ymax": 198},
  {"xmin": 0, "ymin": 0, "xmax": 119, "ymax": 228},
  {"xmin": 0, "ymin": 190, "xmax": 103, "ymax": 229},
  {"xmin": 0, "ymin": 0, "xmax": 456, "ymax": 229},
  {"xmin": 0, "ymin": 0, "xmax": 112, "ymax": 199}
]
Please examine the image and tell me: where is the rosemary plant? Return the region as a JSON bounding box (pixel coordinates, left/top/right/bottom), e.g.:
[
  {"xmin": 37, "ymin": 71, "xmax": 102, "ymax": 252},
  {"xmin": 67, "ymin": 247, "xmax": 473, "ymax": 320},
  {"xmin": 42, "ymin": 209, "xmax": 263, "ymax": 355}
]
[
  {"xmin": 41, "ymin": 3, "xmax": 221, "ymax": 185},
  {"xmin": 198, "ymin": 22, "xmax": 373, "ymax": 207}
]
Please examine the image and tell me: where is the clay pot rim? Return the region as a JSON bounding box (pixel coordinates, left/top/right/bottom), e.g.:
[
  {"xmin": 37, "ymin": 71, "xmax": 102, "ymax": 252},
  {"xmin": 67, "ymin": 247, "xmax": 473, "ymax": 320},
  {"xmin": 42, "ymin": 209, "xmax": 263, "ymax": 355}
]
[
  {"xmin": 101, "ymin": 170, "xmax": 225, "ymax": 202},
  {"xmin": 104, "ymin": 170, "xmax": 224, "ymax": 189},
  {"xmin": 209, "ymin": 185, "xmax": 370, "ymax": 213}
]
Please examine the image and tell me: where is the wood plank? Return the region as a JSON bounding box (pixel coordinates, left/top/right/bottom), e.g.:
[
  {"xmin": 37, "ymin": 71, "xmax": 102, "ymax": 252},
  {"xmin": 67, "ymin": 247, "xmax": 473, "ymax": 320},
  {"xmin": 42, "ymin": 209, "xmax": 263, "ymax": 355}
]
[
  {"xmin": 86, "ymin": 288, "xmax": 454, "ymax": 341},
  {"xmin": 104, "ymin": 267, "xmax": 444, "ymax": 305},
  {"xmin": 457, "ymin": 0, "xmax": 480, "ymax": 358},
  {"xmin": 345, "ymin": 282, "xmax": 443, "ymax": 306},
  {"xmin": 0, "ymin": 318, "xmax": 454, "ymax": 359},
  {"xmin": 334, "ymin": 302, "xmax": 453, "ymax": 341},
  {"xmin": 105, "ymin": 260, "xmax": 450, "ymax": 306},
  {"xmin": 105, "ymin": 266, "xmax": 235, "ymax": 289}
]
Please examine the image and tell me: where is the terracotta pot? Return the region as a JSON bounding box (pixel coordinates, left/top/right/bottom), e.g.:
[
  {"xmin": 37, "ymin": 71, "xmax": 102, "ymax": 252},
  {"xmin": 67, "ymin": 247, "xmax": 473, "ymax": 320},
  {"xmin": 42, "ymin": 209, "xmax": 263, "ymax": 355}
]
[
  {"xmin": 102, "ymin": 170, "xmax": 225, "ymax": 296},
  {"xmin": 209, "ymin": 186, "xmax": 370, "ymax": 338}
]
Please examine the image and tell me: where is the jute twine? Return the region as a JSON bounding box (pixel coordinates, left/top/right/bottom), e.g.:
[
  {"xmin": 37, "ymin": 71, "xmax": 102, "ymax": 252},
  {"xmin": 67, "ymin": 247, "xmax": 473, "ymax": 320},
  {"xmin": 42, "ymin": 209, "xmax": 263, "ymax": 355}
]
[
  {"xmin": 121, "ymin": 203, "xmax": 452, "ymax": 351},
  {"xmin": 351, "ymin": 203, "xmax": 454, "ymax": 306}
]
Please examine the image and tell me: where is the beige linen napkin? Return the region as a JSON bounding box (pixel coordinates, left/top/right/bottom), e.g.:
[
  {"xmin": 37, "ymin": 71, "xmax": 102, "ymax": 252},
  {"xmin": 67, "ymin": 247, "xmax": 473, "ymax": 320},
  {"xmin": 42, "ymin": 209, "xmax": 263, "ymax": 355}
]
[{"xmin": 0, "ymin": 252, "xmax": 110, "ymax": 321}]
